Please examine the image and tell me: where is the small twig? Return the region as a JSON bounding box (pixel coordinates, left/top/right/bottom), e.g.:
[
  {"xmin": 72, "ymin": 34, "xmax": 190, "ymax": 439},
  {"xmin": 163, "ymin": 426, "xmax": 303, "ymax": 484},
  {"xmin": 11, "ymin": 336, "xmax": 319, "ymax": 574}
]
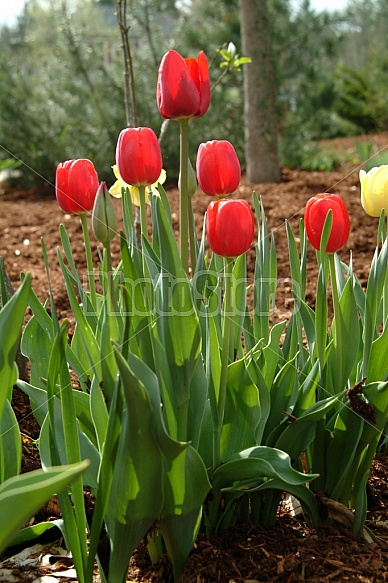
[
  {"xmin": 115, "ymin": 0, "xmax": 138, "ymax": 127},
  {"xmin": 115, "ymin": 0, "xmax": 141, "ymax": 242}
]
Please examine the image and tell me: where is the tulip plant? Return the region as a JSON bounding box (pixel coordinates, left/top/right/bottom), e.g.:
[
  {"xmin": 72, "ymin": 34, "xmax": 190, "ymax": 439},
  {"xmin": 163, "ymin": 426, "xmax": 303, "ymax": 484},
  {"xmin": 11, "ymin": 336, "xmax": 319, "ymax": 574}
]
[
  {"xmin": 0, "ymin": 269, "xmax": 88, "ymax": 554},
  {"xmin": 4, "ymin": 46, "xmax": 386, "ymax": 583}
]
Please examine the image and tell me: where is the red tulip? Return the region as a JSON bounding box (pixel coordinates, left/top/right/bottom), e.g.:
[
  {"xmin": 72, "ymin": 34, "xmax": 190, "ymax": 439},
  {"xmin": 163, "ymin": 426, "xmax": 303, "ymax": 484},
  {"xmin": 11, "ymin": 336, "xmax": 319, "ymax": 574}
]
[
  {"xmin": 304, "ymin": 193, "xmax": 350, "ymax": 253},
  {"xmin": 156, "ymin": 50, "xmax": 210, "ymax": 120},
  {"xmin": 196, "ymin": 140, "xmax": 241, "ymax": 197},
  {"xmin": 116, "ymin": 127, "xmax": 163, "ymax": 187},
  {"xmin": 207, "ymin": 199, "xmax": 254, "ymax": 257},
  {"xmin": 55, "ymin": 159, "xmax": 99, "ymax": 214}
]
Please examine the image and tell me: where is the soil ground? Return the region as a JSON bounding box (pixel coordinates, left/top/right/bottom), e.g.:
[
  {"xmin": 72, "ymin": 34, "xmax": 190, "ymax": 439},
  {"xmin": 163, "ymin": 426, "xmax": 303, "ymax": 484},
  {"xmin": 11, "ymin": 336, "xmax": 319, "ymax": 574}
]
[{"xmin": 1, "ymin": 132, "xmax": 388, "ymax": 582}]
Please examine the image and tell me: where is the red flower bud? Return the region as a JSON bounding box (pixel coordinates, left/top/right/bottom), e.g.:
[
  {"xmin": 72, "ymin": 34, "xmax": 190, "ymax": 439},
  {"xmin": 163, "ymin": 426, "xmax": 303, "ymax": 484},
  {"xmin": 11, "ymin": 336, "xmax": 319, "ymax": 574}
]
[
  {"xmin": 304, "ymin": 193, "xmax": 350, "ymax": 253},
  {"xmin": 115, "ymin": 127, "xmax": 163, "ymax": 187},
  {"xmin": 207, "ymin": 199, "xmax": 254, "ymax": 257},
  {"xmin": 196, "ymin": 140, "xmax": 241, "ymax": 197},
  {"xmin": 157, "ymin": 50, "xmax": 210, "ymax": 120},
  {"xmin": 55, "ymin": 159, "xmax": 99, "ymax": 214}
]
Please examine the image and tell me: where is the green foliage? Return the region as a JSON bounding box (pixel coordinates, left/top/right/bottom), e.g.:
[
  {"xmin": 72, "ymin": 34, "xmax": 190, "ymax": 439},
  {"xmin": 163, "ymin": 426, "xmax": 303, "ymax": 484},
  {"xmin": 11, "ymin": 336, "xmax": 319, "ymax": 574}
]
[
  {"xmin": 1, "ymin": 0, "xmax": 387, "ymax": 183},
  {"xmin": 354, "ymin": 141, "xmax": 388, "ymax": 172},
  {"xmin": 335, "ymin": 67, "xmax": 380, "ymax": 133},
  {"xmin": 0, "ymin": 462, "xmax": 89, "ymax": 555},
  {"xmin": 280, "ymin": 138, "xmax": 348, "ymax": 172},
  {"xmin": 0, "ymin": 272, "xmax": 88, "ymax": 555},
  {"xmin": 0, "ymin": 2, "xmax": 126, "ymax": 186}
]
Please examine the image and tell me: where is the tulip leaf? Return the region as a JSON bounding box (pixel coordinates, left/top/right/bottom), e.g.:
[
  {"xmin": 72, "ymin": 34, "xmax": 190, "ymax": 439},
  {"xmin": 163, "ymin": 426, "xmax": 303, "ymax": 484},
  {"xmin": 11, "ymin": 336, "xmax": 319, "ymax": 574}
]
[
  {"xmin": 0, "ymin": 399, "xmax": 21, "ymax": 484},
  {"xmin": 367, "ymin": 324, "xmax": 388, "ymax": 382},
  {"xmin": 232, "ymin": 253, "xmax": 248, "ymax": 356},
  {"xmin": 89, "ymin": 377, "xmax": 109, "ymax": 453},
  {"xmin": 187, "ymin": 357, "xmax": 208, "ymax": 450},
  {"xmin": 57, "ymin": 252, "xmax": 102, "ymax": 381},
  {"xmin": 363, "ymin": 238, "xmax": 388, "ymax": 374},
  {"xmin": 221, "ymin": 359, "xmax": 260, "ymax": 460},
  {"xmin": 8, "ymin": 518, "xmax": 63, "ymax": 548},
  {"xmin": 159, "ymin": 445, "xmax": 210, "ymax": 581},
  {"xmin": 213, "ymin": 446, "xmax": 318, "ymax": 490},
  {"xmin": 0, "ymin": 273, "xmax": 30, "ymax": 420},
  {"xmin": 274, "ymin": 394, "xmax": 338, "ymax": 460},
  {"xmin": 325, "ymin": 404, "xmax": 364, "ymax": 501},
  {"xmin": 244, "ymin": 346, "xmax": 271, "ymax": 445},
  {"xmin": 70, "ymin": 389, "xmax": 97, "ymax": 447},
  {"xmin": 329, "ymin": 277, "xmax": 360, "ymax": 390},
  {"xmin": 106, "ymin": 350, "xmax": 164, "ymax": 583},
  {"xmin": 264, "ymin": 356, "xmax": 298, "ymax": 445},
  {"xmin": 17, "ymin": 380, "xmax": 48, "ymax": 427},
  {"xmin": 286, "ymin": 219, "xmax": 306, "ymax": 298},
  {"xmin": 59, "ymin": 223, "xmax": 84, "ymax": 290},
  {"xmin": 21, "ymin": 314, "xmax": 53, "ymax": 388},
  {"xmin": 110, "ymin": 349, "xmax": 210, "ymax": 583},
  {"xmin": 150, "ymin": 193, "xmax": 202, "ymax": 440},
  {"xmin": 315, "ymin": 264, "xmax": 328, "ymax": 368},
  {"xmin": 205, "ymin": 306, "xmax": 222, "ymax": 427},
  {"xmin": 39, "ymin": 399, "xmax": 100, "ymax": 489},
  {"xmin": 352, "ymin": 470, "xmax": 370, "ymax": 540},
  {"xmin": 298, "ymin": 299, "xmax": 316, "ymax": 353},
  {"xmin": 292, "ymin": 358, "xmax": 321, "ymax": 416},
  {"xmin": 363, "ymin": 381, "xmax": 388, "ymax": 431},
  {"xmin": 22, "ymin": 277, "xmax": 54, "ymax": 338},
  {"xmin": 257, "ymin": 320, "xmax": 286, "ymax": 389},
  {"xmin": 0, "ymin": 461, "xmax": 89, "ymax": 555},
  {"xmin": 241, "ymin": 477, "xmax": 320, "ymax": 528},
  {"xmin": 120, "ymin": 234, "xmax": 155, "ymax": 368}
]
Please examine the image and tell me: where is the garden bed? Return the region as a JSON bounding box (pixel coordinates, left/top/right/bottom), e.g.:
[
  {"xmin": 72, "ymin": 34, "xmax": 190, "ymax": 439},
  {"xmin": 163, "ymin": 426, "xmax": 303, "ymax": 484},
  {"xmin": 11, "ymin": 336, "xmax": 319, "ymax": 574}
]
[{"xmin": 1, "ymin": 132, "xmax": 388, "ymax": 582}]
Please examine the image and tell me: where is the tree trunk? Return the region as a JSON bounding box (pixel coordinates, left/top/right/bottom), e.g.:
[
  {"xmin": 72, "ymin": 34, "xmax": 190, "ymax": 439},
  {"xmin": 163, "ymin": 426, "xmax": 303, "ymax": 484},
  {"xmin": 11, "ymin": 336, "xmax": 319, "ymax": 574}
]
[{"xmin": 240, "ymin": 0, "xmax": 281, "ymax": 183}]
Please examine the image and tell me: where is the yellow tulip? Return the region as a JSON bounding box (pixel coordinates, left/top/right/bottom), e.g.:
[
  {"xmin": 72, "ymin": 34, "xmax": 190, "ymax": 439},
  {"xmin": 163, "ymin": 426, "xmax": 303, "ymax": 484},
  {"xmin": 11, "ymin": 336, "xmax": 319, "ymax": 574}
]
[
  {"xmin": 109, "ymin": 165, "xmax": 167, "ymax": 207},
  {"xmin": 360, "ymin": 165, "xmax": 388, "ymax": 217}
]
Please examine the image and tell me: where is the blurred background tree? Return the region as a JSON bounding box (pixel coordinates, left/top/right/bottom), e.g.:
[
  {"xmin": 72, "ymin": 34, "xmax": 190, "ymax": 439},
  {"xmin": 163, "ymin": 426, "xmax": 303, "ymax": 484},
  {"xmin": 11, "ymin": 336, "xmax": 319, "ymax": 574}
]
[
  {"xmin": 0, "ymin": 0, "xmax": 386, "ymax": 187},
  {"xmin": 241, "ymin": 0, "xmax": 280, "ymax": 183}
]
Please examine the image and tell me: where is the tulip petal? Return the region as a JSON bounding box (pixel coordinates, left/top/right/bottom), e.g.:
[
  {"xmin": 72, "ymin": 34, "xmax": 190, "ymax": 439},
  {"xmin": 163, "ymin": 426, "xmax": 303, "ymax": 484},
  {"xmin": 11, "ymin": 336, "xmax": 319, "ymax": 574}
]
[
  {"xmin": 109, "ymin": 166, "xmax": 166, "ymax": 206},
  {"xmin": 360, "ymin": 165, "xmax": 388, "ymax": 217}
]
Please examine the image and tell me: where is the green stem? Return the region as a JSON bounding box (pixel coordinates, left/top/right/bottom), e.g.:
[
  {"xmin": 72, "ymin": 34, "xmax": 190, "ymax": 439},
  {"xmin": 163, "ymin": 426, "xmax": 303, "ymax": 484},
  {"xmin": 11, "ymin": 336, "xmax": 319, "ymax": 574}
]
[
  {"xmin": 122, "ymin": 187, "xmax": 134, "ymax": 244},
  {"xmin": 329, "ymin": 252, "xmax": 342, "ymax": 385},
  {"xmin": 80, "ymin": 212, "xmax": 97, "ymax": 309},
  {"xmin": 138, "ymin": 185, "xmax": 153, "ymax": 308},
  {"xmin": 138, "ymin": 185, "xmax": 148, "ymax": 241},
  {"xmin": 179, "ymin": 118, "xmax": 189, "ymax": 274},
  {"xmin": 104, "ymin": 241, "xmax": 118, "ymax": 315},
  {"xmin": 213, "ymin": 257, "xmax": 234, "ymax": 467},
  {"xmin": 188, "ymin": 203, "xmax": 197, "ymax": 273}
]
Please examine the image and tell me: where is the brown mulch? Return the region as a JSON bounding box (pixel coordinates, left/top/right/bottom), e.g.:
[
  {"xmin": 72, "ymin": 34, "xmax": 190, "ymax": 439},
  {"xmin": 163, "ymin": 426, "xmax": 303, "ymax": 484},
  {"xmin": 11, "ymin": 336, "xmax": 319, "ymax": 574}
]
[{"xmin": 1, "ymin": 131, "xmax": 388, "ymax": 581}]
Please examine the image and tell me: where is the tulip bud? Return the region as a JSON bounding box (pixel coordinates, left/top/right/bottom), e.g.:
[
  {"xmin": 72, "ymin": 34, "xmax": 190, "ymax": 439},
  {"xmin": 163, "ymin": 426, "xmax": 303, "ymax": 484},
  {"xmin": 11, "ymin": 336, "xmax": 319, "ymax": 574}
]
[
  {"xmin": 92, "ymin": 182, "xmax": 118, "ymax": 246},
  {"xmin": 156, "ymin": 50, "xmax": 210, "ymax": 120},
  {"xmin": 304, "ymin": 193, "xmax": 350, "ymax": 253},
  {"xmin": 206, "ymin": 199, "xmax": 254, "ymax": 257},
  {"xmin": 360, "ymin": 165, "xmax": 388, "ymax": 217},
  {"xmin": 55, "ymin": 159, "xmax": 99, "ymax": 214},
  {"xmin": 179, "ymin": 158, "xmax": 198, "ymax": 199},
  {"xmin": 196, "ymin": 140, "xmax": 241, "ymax": 197}
]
